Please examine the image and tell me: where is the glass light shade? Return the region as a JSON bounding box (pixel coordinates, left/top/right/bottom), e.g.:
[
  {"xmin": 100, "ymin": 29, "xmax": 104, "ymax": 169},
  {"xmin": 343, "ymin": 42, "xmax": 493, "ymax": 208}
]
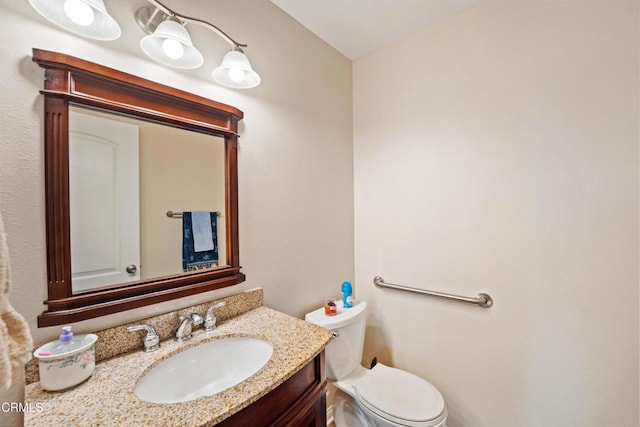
[
  {"xmin": 212, "ymin": 49, "xmax": 261, "ymax": 89},
  {"xmin": 140, "ymin": 20, "xmax": 203, "ymax": 70},
  {"xmin": 28, "ymin": 0, "xmax": 121, "ymax": 41}
]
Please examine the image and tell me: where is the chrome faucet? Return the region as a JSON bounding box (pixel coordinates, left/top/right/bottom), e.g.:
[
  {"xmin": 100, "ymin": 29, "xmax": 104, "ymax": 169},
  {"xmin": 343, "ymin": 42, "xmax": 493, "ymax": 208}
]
[
  {"xmin": 174, "ymin": 316, "xmax": 193, "ymax": 342},
  {"xmin": 204, "ymin": 301, "xmax": 226, "ymax": 332},
  {"xmin": 127, "ymin": 324, "xmax": 160, "ymax": 352}
]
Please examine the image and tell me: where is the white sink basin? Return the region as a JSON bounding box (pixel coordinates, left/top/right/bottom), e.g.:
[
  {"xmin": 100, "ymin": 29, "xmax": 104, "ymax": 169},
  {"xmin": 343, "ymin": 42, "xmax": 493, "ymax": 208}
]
[{"xmin": 134, "ymin": 337, "xmax": 273, "ymax": 404}]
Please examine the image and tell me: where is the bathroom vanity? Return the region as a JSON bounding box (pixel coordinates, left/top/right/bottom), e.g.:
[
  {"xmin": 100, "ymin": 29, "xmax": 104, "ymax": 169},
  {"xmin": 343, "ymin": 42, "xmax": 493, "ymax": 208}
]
[{"xmin": 24, "ymin": 289, "xmax": 332, "ymax": 426}]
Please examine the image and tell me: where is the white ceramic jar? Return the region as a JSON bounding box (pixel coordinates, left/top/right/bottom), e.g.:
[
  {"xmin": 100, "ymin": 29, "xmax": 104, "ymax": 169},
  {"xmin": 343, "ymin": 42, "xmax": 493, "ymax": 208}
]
[{"xmin": 33, "ymin": 332, "xmax": 98, "ymax": 391}]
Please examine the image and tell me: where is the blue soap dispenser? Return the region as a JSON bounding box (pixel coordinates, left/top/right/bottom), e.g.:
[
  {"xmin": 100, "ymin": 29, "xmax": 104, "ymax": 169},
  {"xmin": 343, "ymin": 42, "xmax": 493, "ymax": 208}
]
[{"xmin": 341, "ymin": 281, "xmax": 353, "ymax": 308}]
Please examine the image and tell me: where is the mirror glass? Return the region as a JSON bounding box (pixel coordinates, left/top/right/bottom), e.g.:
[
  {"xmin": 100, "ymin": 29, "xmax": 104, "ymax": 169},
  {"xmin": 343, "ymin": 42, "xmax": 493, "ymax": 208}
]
[{"xmin": 69, "ymin": 106, "xmax": 227, "ymax": 294}]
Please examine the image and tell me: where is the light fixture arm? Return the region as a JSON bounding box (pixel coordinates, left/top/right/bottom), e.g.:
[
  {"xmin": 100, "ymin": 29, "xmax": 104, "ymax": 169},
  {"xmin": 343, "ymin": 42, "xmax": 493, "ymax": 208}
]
[{"xmin": 145, "ymin": 0, "xmax": 247, "ymax": 48}]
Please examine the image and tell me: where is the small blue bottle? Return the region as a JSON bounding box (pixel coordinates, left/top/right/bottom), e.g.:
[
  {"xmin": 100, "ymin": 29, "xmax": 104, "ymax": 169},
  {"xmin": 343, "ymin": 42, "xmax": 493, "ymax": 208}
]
[{"xmin": 341, "ymin": 281, "xmax": 353, "ymax": 308}]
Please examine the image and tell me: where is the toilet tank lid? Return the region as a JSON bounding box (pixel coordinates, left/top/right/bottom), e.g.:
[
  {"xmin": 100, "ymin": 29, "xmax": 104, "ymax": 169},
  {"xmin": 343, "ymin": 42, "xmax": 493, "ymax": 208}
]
[{"xmin": 305, "ymin": 300, "xmax": 367, "ymax": 329}]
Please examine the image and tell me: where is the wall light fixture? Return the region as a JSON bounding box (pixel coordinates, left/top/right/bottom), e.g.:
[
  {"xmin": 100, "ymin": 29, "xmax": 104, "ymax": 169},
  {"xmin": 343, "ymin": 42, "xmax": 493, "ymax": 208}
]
[{"xmin": 28, "ymin": 0, "xmax": 261, "ymax": 89}]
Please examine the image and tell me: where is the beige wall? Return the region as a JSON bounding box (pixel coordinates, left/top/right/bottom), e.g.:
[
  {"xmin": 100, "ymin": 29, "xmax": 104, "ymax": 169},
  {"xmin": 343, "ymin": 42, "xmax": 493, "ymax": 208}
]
[
  {"xmin": 0, "ymin": 0, "xmax": 353, "ymax": 346},
  {"xmin": 354, "ymin": 1, "xmax": 638, "ymax": 426}
]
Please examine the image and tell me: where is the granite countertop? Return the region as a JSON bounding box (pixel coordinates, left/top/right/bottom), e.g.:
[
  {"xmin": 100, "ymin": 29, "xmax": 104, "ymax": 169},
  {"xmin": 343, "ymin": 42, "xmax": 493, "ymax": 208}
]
[{"xmin": 25, "ymin": 307, "xmax": 332, "ymax": 426}]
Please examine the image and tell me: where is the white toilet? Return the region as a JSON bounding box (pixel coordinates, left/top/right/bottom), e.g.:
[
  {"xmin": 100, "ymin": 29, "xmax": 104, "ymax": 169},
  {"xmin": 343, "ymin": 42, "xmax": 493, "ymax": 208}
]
[{"xmin": 306, "ymin": 300, "xmax": 448, "ymax": 427}]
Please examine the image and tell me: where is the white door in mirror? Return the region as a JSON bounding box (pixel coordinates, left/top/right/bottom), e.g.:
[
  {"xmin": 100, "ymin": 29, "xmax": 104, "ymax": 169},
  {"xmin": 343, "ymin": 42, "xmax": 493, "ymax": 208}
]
[{"xmin": 69, "ymin": 111, "xmax": 140, "ymax": 292}]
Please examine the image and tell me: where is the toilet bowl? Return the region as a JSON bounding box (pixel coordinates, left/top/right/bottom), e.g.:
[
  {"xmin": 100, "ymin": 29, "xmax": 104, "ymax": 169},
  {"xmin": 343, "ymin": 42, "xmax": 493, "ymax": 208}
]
[{"xmin": 305, "ymin": 300, "xmax": 447, "ymax": 427}]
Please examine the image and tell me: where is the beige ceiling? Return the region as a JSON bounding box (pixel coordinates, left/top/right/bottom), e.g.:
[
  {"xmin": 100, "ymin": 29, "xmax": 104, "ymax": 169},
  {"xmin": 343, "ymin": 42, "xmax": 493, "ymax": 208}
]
[{"xmin": 270, "ymin": 0, "xmax": 480, "ymax": 60}]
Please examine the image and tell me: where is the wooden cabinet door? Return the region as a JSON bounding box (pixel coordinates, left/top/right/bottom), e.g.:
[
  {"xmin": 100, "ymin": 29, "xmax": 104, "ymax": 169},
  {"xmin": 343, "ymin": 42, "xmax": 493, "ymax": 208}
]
[{"xmin": 275, "ymin": 387, "xmax": 326, "ymax": 427}]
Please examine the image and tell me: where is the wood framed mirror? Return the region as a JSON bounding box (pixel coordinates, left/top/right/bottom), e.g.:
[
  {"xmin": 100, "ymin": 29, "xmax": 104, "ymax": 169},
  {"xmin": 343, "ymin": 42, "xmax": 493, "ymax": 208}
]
[{"xmin": 33, "ymin": 48, "xmax": 245, "ymax": 327}]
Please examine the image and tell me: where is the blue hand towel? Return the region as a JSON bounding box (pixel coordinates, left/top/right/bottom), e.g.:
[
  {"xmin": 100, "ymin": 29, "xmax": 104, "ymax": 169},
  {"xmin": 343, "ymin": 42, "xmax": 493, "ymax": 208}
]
[{"xmin": 182, "ymin": 212, "xmax": 218, "ymax": 272}]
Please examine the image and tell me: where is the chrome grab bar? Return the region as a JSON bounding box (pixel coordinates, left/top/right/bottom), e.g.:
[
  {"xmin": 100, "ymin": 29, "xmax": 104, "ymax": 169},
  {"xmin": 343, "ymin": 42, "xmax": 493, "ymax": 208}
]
[{"xmin": 373, "ymin": 276, "xmax": 493, "ymax": 308}]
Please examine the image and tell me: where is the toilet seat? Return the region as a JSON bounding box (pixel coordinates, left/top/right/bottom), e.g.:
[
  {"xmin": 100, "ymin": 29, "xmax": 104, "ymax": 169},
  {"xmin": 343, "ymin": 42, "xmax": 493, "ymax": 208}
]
[{"xmin": 354, "ymin": 363, "xmax": 446, "ymax": 427}]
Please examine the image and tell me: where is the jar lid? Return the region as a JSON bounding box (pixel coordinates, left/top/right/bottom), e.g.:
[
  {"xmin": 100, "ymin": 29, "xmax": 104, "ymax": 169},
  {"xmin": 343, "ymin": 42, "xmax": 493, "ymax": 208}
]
[{"xmin": 34, "ymin": 334, "xmax": 98, "ymax": 359}]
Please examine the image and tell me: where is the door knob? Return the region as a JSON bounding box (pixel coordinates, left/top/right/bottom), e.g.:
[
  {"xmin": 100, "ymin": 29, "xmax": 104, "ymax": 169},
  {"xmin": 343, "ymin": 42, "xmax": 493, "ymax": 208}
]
[{"xmin": 126, "ymin": 264, "xmax": 138, "ymax": 274}]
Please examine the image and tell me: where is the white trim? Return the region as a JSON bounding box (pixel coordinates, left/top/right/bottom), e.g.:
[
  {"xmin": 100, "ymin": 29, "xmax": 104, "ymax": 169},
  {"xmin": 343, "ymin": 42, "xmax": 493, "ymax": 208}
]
[{"xmin": 327, "ymin": 404, "xmax": 334, "ymax": 426}]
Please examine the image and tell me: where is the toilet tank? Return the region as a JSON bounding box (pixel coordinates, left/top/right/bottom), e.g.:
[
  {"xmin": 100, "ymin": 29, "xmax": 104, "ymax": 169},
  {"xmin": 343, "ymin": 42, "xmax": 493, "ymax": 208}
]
[{"xmin": 305, "ymin": 300, "xmax": 367, "ymax": 380}]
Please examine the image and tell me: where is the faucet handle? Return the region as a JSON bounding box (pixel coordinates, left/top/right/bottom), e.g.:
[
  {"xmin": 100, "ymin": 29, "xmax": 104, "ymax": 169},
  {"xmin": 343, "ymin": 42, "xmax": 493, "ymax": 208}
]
[
  {"xmin": 204, "ymin": 301, "xmax": 226, "ymax": 332},
  {"xmin": 127, "ymin": 324, "xmax": 160, "ymax": 352}
]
